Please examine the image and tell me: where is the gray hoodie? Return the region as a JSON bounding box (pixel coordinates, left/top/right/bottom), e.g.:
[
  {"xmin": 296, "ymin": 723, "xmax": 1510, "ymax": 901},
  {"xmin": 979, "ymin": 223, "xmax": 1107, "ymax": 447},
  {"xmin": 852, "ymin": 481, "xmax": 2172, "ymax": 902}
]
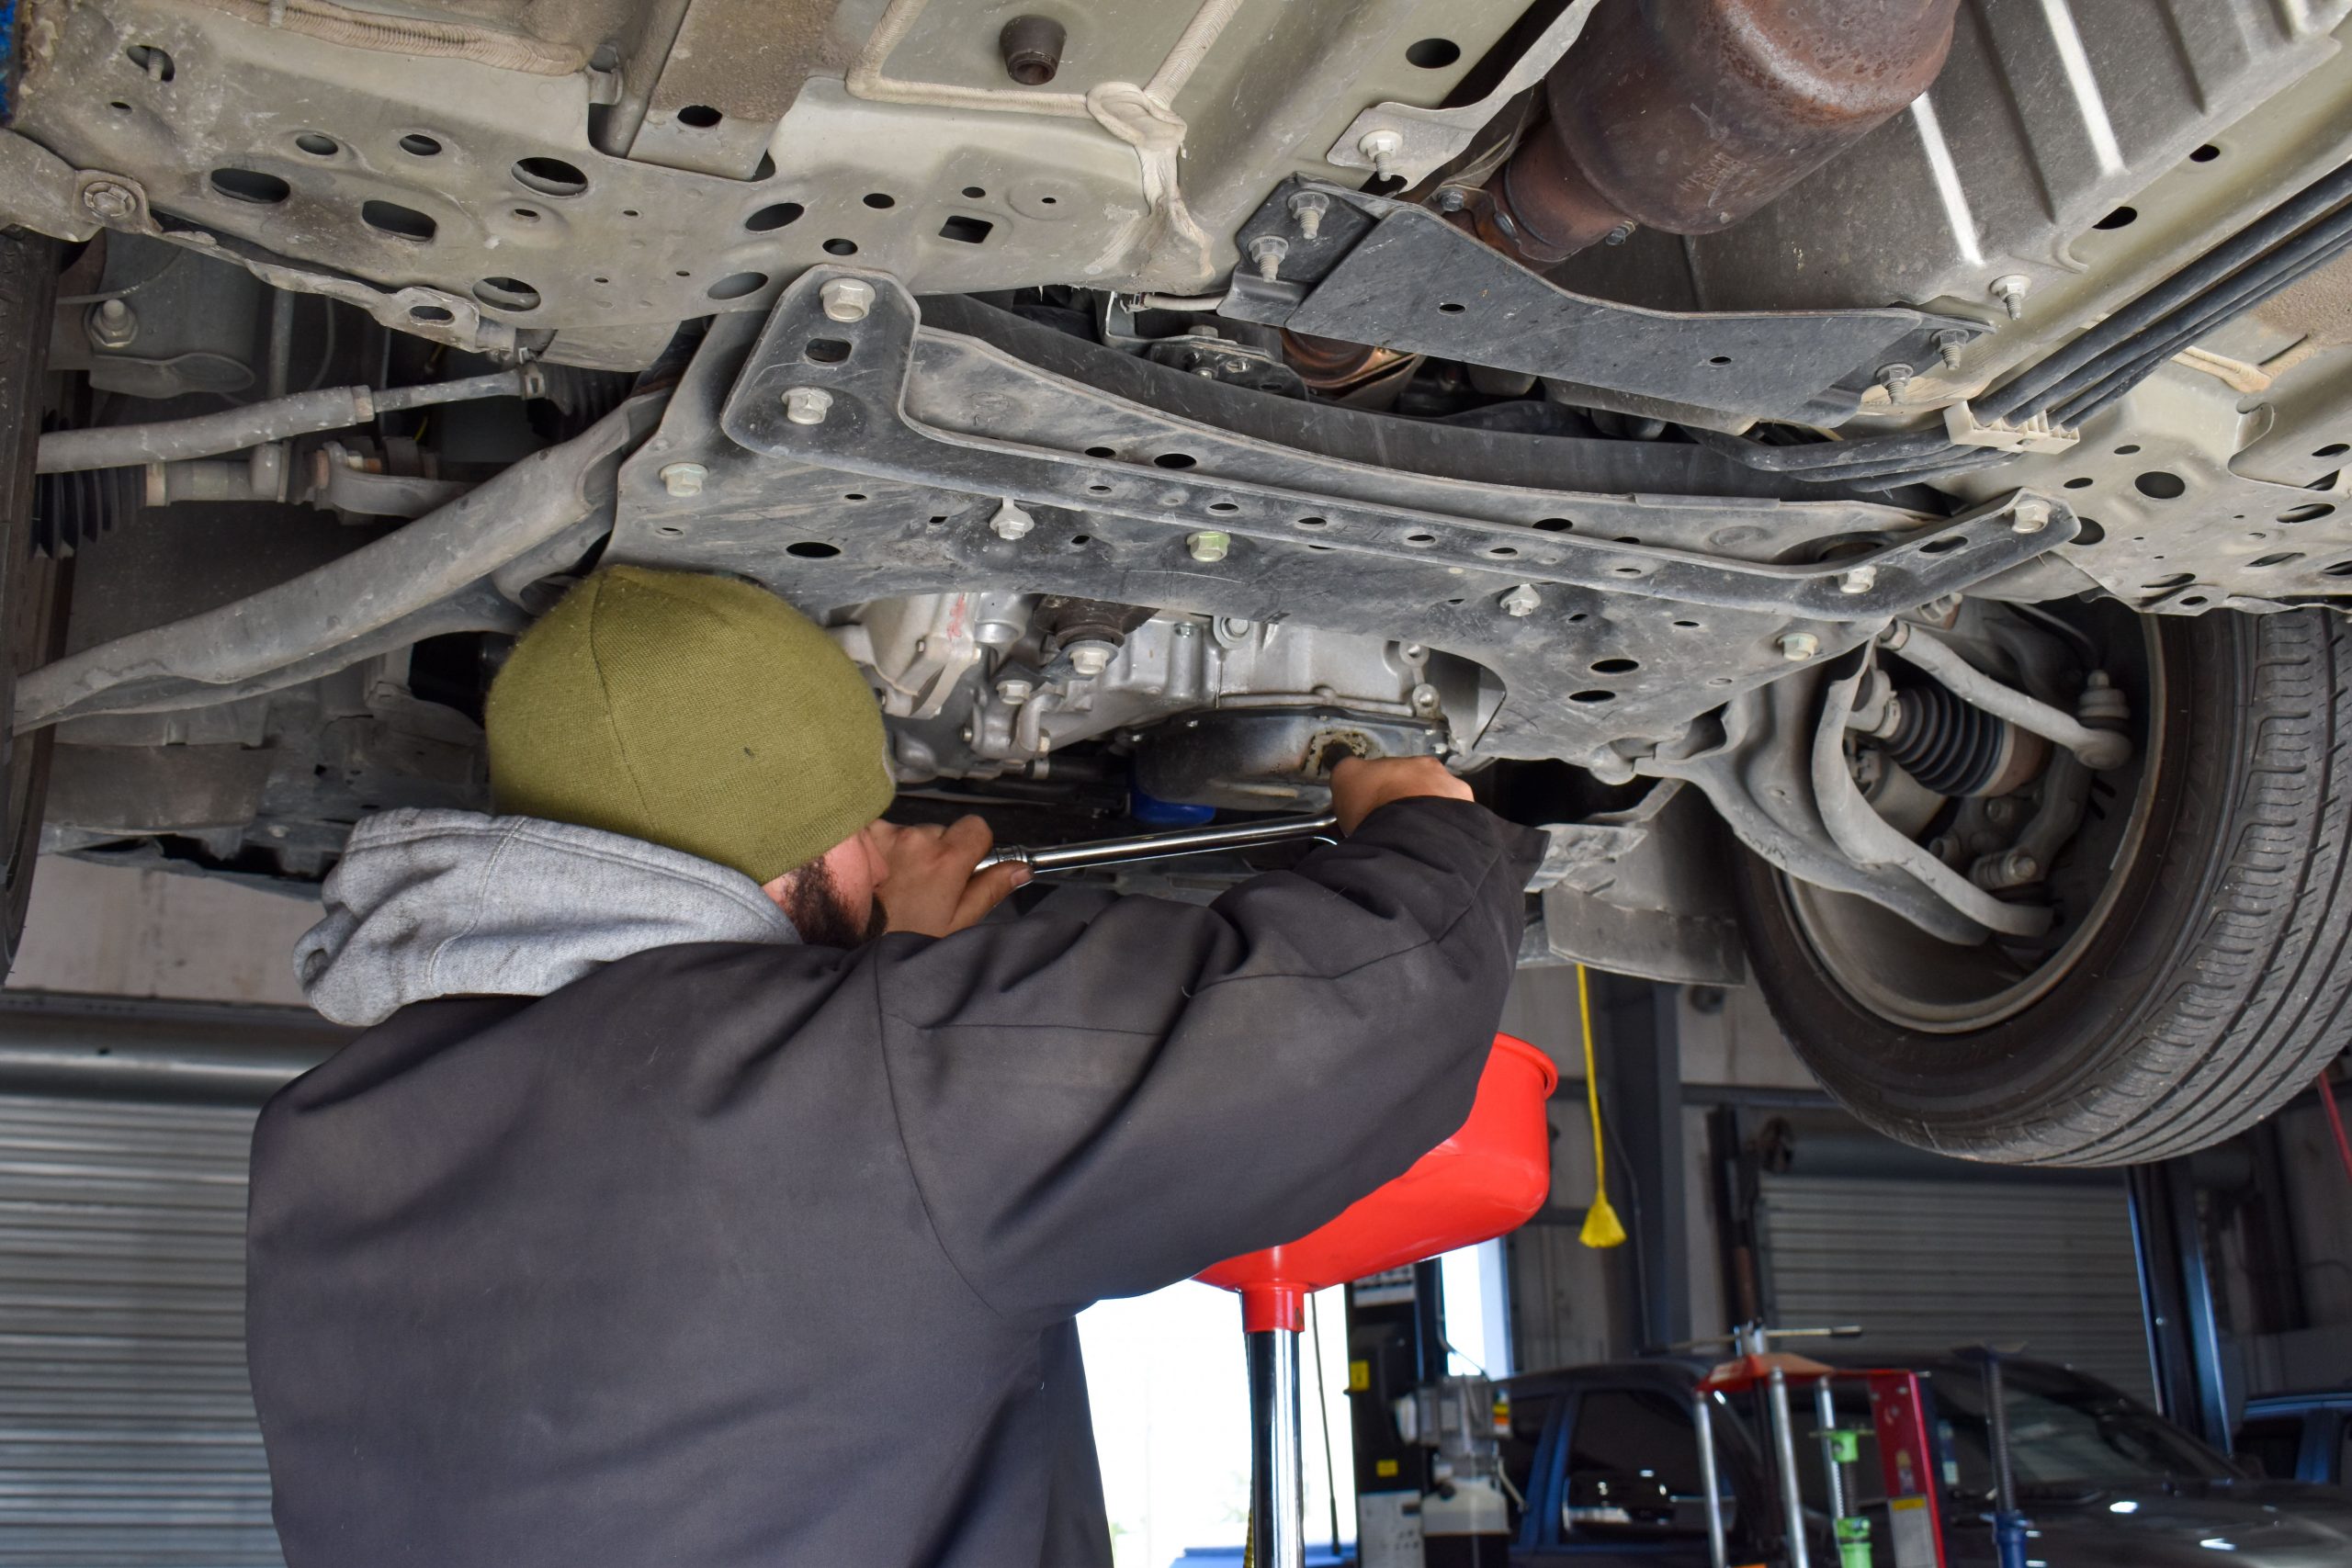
[{"xmin": 296, "ymin": 808, "xmax": 799, "ymax": 1027}]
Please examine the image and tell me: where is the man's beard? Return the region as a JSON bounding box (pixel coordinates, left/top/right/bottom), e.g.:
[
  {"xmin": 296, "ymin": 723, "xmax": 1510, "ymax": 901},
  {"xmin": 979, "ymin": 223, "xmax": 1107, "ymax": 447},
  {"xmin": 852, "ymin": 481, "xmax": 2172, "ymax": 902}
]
[{"xmin": 779, "ymin": 857, "xmax": 888, "ymax": 949}]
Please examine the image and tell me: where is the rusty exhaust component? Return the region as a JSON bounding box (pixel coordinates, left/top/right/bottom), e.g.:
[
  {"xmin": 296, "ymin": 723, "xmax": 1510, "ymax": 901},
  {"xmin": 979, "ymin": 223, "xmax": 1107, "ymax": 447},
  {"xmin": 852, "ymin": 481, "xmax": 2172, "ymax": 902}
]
[{"xmin": 1477, "ymin": 0, "xmax": 1962, "ymax": 265}]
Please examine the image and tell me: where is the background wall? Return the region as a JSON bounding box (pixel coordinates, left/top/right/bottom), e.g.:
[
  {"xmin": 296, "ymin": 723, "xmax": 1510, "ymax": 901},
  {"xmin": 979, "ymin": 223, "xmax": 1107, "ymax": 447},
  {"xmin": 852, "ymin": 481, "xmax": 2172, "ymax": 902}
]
[{"xmin": 9, "ymin": 856, "xmax": 314, "ymax": 1005}]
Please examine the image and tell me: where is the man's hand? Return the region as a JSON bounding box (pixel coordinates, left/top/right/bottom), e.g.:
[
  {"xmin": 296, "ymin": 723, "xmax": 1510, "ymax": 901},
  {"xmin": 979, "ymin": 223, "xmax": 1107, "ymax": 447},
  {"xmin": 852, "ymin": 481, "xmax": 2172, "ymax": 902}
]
[
  {"xmin": 869, "ymin": 817, "xmax": 1030, "ymax": 939},
  {"xmin": 1329, "ymin": 755, "xmax": 1474, "ymax": 836}
]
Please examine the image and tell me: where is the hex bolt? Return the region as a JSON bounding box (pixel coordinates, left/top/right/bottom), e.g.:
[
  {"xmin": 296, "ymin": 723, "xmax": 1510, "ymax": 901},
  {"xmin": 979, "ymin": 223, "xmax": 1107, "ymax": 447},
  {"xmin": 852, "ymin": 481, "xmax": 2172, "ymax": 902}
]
[
  {"xmin": 1286, "ymin": 190, "xmax": 1329, "ymax": 241},
  {"xmin": 1432, "ymin": 186, "xmax": 1469, "ymax": 214},
  {"xmin": 1990, "ymin": 274, "xmax": 2030, "ymax": 321},
  {"xmin": 2001, "ymin": 850, "xmax": 2040, "ymax": 883},
  {"xmin": 989, "ymin": 499, "xmax": 1035, "ymax": 540},
  {"xmin": 1602, "ymin": 221, "xmax": 1636, "ymax": 247},
  {"xmin": 783, "ymin": 387, "xmax": 833, "ymax": 425},
  {"xmin": 86, "ymin": 297, "xmax": 139, "ymax": 349},
  {"xmin": 1499, "ymin": 583, "xmax": 1542, "ymax": 618},
  {"xmin": 2011, "ymin": 497, "xmax": 2052, "ymax": 535},
  {"xmin": 1838, "ymin": 564, "xmax": 1878, "ymax": 595},
  {"xmin": 995, "ymin": 675, "xmax": 1035, "ymax": 705},
  {"xmin": 1187, "ymin": 530, "xmax": 1232, "ymax": 563},
  {"xmin": 1874, "ymin": 363, "xmax": 1916, "ymax": 400},
  {"xmin": 1066, "ymin": 640, "xmax": 1115, "ymax": 677},
  {"xmin": 1779, "ymin": 631, "xmax": 1821, "ymax": 661},
  {"xmin": 80, "ymin": 180, "xmax": 139, "ymax": 222},
  {"xmin": 1931, "ymin": 328, "xmax": 1971, "ymax": 368},
  {"xmin": 657, "ymin": 461, "xmax": 707, "ymax": 498},
  {"xmin": 999, "ymin": 15, "xmax": 1067, "ymax": 85},
  {"xmin": 1358, "ymin": 129, "xmax": 1404, "ymax": 180},
  {"xmin": 820, "ymin": 277, "xmax": 876, "ymax": 323},
  {"xmin": 1247, "ymin": 234, "xmax": 1289, "ymax": 284}
]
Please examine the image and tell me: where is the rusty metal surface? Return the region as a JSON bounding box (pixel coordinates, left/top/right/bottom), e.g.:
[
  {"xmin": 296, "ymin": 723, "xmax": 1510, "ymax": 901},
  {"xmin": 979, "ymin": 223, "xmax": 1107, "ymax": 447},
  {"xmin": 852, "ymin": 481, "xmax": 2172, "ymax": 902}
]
[{"xmin": 1482, "ymin": 0, "xmax": 1962, "ymax": 262}]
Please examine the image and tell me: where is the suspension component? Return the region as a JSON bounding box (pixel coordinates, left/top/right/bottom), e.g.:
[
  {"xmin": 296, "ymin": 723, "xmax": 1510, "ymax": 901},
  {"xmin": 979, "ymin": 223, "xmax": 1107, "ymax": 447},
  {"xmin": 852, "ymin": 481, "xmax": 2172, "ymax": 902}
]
[{"xmin": 1882, "ymin": 678, "xmax": 2049, "ymax": 798}]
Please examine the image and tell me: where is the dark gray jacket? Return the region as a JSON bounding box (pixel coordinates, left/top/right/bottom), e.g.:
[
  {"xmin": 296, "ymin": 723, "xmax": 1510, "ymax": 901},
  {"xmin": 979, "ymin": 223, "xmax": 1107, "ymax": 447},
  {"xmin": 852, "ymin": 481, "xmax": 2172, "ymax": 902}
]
[{"xmin": 248, "ymin": 797, "xmax": 1543, "ymax": 1568}]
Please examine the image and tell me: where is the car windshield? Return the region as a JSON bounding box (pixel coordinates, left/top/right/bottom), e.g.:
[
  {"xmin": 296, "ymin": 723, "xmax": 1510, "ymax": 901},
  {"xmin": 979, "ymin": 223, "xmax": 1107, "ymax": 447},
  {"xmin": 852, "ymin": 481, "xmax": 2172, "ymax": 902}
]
[{"xmin": 1929, "ymin": 1365, "xmax": 2234, "ymax": 1495}]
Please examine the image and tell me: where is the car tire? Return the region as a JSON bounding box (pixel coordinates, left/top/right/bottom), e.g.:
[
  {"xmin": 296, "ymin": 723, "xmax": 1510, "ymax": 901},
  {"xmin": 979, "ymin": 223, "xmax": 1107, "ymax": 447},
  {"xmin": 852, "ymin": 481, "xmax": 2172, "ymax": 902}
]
[
  {"xmin": 1733, "ymin": 607, "xmax": 2352, "ymax": 1166},
  {"xmin": 0, "ymin": 230, "xmax": 64, "ymax": 978}
]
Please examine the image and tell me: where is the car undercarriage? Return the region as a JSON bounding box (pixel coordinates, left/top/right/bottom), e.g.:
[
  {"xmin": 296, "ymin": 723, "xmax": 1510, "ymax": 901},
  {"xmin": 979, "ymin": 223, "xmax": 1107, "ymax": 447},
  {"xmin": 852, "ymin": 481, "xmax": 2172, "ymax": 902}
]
[{"xmin": 6, "ymin": 0, "xmax": 2352, "ymax": 1164}]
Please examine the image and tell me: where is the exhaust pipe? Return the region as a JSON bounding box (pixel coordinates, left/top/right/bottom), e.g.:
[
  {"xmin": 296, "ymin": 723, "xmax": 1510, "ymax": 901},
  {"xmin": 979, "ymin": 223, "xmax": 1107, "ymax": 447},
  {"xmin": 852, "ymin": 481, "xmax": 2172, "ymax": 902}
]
[{"xmin": 1476, "ymin": 0, "xmax": 1962, "ymax": 265}]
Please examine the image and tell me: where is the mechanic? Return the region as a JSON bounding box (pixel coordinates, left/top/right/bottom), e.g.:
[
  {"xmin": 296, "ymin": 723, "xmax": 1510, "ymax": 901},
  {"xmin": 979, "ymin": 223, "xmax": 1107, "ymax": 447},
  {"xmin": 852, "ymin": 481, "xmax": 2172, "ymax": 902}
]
[{"xmin": 245, "ymin": 565, "xmax": 1543, "ymax": 1568}]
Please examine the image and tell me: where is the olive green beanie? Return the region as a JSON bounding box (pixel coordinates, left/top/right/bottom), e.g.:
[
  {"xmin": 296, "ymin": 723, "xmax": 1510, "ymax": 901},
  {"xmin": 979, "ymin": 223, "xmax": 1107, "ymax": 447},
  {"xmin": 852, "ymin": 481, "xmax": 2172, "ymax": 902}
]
[{"xmin": 485, "ymin": 567, "xmax": 893, "ymax": 884}]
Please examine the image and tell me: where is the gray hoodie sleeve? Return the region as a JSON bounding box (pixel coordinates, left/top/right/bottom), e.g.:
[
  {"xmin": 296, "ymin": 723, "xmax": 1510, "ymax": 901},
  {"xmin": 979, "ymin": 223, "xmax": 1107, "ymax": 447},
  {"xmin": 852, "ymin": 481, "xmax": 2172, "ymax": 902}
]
[{"xmin": 868, "ymin": 796, "xmax": 1544, "ymax": 1328}]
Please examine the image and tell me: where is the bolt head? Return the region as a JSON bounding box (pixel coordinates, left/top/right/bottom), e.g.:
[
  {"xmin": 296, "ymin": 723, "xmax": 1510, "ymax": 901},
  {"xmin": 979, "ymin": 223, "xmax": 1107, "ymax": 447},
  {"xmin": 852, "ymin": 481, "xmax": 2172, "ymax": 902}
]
[
  {"xmin": 1186, "ymin": 529, "xmax": 1231, "ymax": 564},
  {"xmin": 1990, "ymin": 274, "xmax": 2030, "ymax": 319},
  {"xmin": 80, "ymin": 181, "xmax": 137, "ymax": 221},
  {"xmin": 820, "ymin": 277, "xmax": 876, "ymax": 322},
  {"xmin": 1359, "ymin": 129, "xmax": 1403, "ymax": 157},
  {"xmin": 2011, "ymin": 497, "xmax": 2052, "ymax": 534},
  {"xmin": 1780, "ymin": 631, "xmax": 1821, "ymax": 661},
  {"xmin": 1433, "ymin": 186, "xmax": 1468, "ymax": 213},
  {"xmin": 989, "ymin": 500, "xmax": 1035, "ymax": 540},
  {"xmin": 995, "ymin": 676, "xmax": 1035, "ymax": 705},
  {"xmin": 1838, "ymin": 564, "xmax": 1878, "ymax": 595},
  {"xmin": 1499, "ymin": 583, "xmax": 1541, "ymax": 618},
  {"xmin": 783, "ymin": 387, "xmax": 833, "ymax": 425},
  {"xmin": 658, "ymin": 461, "xmax": 707, "ymax": 498},
  {"xmin": 1067, "ymin": 640, "xmax": 1114, "ymax": 676}
]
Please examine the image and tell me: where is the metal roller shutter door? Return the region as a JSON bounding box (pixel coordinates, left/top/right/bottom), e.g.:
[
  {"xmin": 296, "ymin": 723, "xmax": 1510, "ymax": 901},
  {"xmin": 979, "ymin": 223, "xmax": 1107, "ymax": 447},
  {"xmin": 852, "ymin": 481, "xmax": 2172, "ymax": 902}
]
[
  {"xmin": 1756, "ymin": 1173, "xmax": 2155, "ymax": 1403},
  {"xmin": 0, "ymin": 1091, "xmax": 281, "ymax": 1567}
]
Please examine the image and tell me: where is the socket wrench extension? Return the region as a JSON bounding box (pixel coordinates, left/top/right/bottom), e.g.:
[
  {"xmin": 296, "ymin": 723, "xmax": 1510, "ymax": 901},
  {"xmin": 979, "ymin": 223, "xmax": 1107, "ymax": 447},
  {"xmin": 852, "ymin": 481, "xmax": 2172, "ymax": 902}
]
[{"xmin": 978, "ymin": 813, "xmax": 1341, "ymax": 873}]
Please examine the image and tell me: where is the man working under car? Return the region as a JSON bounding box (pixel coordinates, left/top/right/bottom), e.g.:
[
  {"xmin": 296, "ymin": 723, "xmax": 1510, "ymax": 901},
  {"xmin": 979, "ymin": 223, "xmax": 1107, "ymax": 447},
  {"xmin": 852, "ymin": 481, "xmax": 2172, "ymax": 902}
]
[{"xmin": 247, "ymin": 565, "xmax": 1543, "ymax": 1568}]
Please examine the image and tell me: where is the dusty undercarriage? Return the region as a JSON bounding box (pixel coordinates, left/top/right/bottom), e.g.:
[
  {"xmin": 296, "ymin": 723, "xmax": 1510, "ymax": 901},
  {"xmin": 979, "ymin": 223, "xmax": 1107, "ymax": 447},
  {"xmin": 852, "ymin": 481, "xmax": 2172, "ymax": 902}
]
[{"xmin": 5, "ymin": 0, "xmax": 2352, "ymax": 1163}]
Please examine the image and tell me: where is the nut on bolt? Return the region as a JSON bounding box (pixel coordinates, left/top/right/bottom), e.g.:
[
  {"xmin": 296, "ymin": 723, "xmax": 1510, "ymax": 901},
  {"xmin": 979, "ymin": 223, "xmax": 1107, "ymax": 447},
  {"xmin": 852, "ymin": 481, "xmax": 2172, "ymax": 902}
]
[
  {"xmin": 1357, "ymin": 129, "xmax": 1404, "ymax": 180},
  {"xmin": 1247, "ymin": 234, "xmax": 1289, "ymax": 283},
  {"xmin": 1286, "ymin": 190, "xmax": 1329, "ymax": 240},
  {"xmin": 1779, "ymin": 631, "xmax": 1821, "ymax": 661},
  {"xmin": 1499, "ymin": 583, "xmax": 1541, "ymax": 618},
  {"xmin": 1187, "ymin": 530, "xmax": 1231, "ymax": 563},
  {"xmin": 989, "ymin": 499, "xmax": 1035, "ymax": 541},
  {"xmin": 85, "ymin": 298, "xmax": 138, "ymax": 349},
  {"xmin": 80, "ymin": 179, "xmax": 139, "ymax": 222},
  {"xmin": 820, "ymin": 277, "xmax": 876, "ymax": 322},
  {"xmin": 658, "ymin": 461, "xmax": 707, "ymax": 498},
  {"xmin": 1931, "ymin": 328, "xmax": 1971, "ymax": 368},
  {"xmin": 1990, "ymin": 274, "xmax": 2030, "ymax": 321}
]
